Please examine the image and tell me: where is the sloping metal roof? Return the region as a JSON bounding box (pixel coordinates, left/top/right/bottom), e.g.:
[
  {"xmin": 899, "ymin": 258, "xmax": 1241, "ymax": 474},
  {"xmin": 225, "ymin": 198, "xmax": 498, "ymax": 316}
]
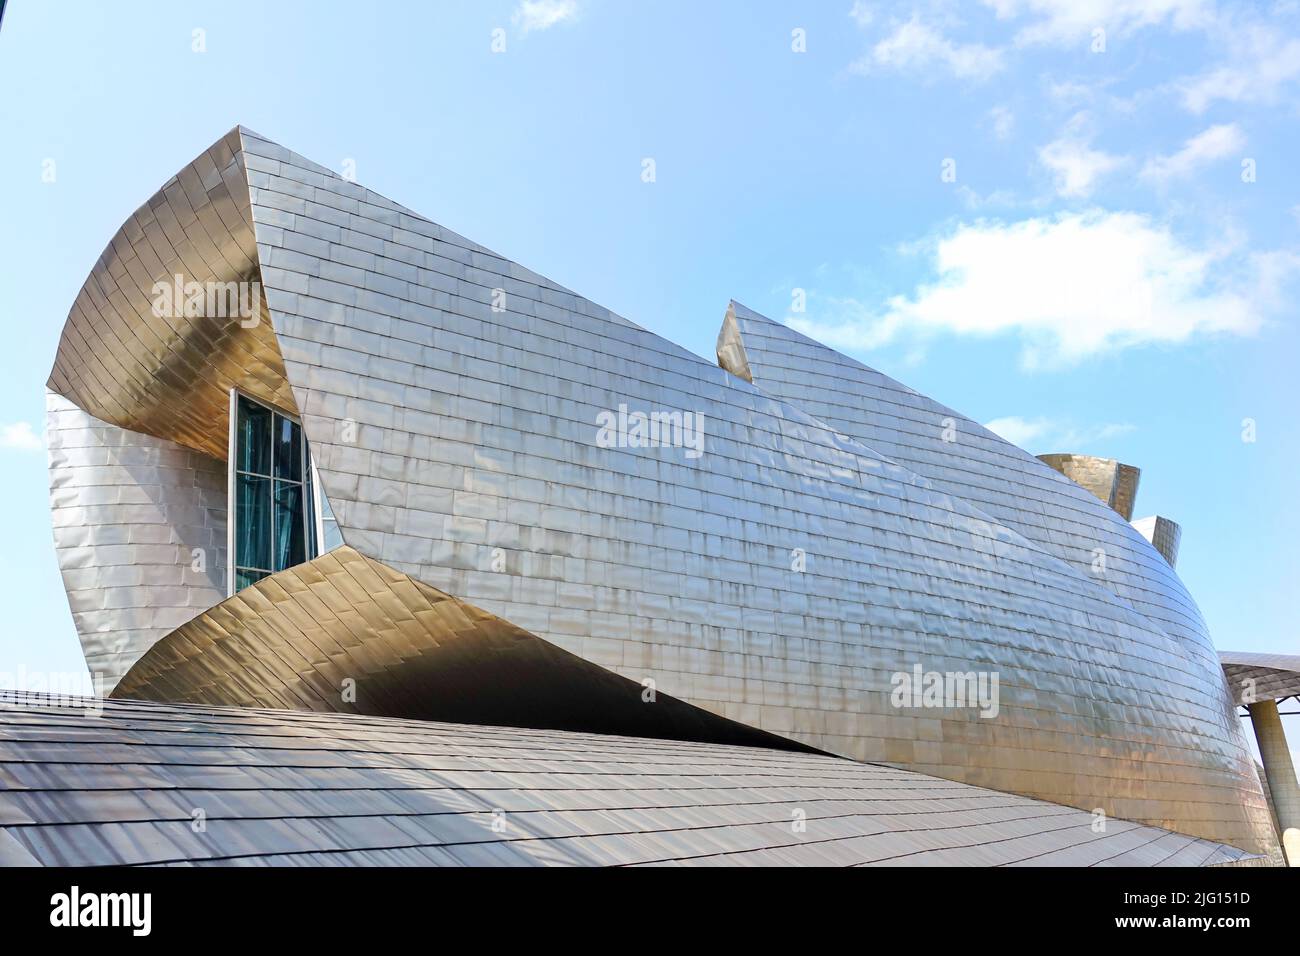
[
  {"xmin": 1220, "ymin": 651, "xmax": 1300, "ymax": 704},
  {"xmin": 0, "ymin": 692, "xmax": 1258, "ymax": 867}
]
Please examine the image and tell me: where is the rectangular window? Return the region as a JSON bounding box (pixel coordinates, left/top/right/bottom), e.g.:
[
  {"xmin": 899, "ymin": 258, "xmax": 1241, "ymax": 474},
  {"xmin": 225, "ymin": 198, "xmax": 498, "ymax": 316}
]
[{"xmin": 228, "ymin": 391, "xmax": 340, "ymax": 595}]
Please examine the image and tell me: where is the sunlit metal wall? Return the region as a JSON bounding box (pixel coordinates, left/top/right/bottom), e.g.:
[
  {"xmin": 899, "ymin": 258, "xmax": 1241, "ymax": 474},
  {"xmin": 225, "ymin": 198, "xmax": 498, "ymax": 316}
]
[
  {"xmin": 716, "ymin": 301, "xmax": 1271, "ymax": 850},
  {"xmin": 46, "ymin": 390, "xmax": 227, "ymax": 689},
  {"xmin": 234, "ymin": 131, "xmax": 1276, "ymax": 853}
]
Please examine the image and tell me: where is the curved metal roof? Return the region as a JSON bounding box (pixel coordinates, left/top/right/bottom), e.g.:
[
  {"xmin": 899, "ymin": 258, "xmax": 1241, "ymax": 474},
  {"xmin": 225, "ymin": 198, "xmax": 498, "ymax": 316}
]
[{"xmin": 0, "ymin": 692, "xmax": 1263, "ymax": 867}]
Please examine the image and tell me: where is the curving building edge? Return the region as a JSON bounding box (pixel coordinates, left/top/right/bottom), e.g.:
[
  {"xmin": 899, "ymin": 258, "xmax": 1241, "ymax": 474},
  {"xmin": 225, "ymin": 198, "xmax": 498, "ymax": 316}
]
[{"xmin": 37, "ymin": 126, "xmax": 1280, "ymax": 862}]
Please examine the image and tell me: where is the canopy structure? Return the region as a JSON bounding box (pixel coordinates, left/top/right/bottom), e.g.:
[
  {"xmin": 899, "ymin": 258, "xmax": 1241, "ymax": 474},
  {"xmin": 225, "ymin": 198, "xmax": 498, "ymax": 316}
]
[{"xmin": 1221, "ymin": 651, "xmax": 1300, "ymax": 863}]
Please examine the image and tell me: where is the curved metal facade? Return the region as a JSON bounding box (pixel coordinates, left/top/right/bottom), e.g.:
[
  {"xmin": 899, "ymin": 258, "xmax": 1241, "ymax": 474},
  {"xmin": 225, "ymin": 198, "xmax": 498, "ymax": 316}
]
[
  {"xmin": 46, "ymin": 128, "xmax": 293, "ymax": 461},
  {"xmin": 44, "ymin": 127, "xmax": 1279, "ymax": 859},
  {"xmin": 1036, "ymin": 453, "xmax": 1141, "ymax": 521},
  {"xmin": 47, "ymin": 390, "xmax": 227, "ymax": 689},
  {"xmin": 113, "ymin": 546, "xmax": 804, "ymax": 751},
  {"xmin": 716, "ymin": 302, "xmax": 1212, "ymax": 662}
]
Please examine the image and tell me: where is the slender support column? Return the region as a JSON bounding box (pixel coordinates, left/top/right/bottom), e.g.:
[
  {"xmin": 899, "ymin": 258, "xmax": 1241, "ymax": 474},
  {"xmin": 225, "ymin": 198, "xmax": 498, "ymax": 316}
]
[{"xmin": 1248, "ymin": 699, "xmax": 1300, "ymax": 866}]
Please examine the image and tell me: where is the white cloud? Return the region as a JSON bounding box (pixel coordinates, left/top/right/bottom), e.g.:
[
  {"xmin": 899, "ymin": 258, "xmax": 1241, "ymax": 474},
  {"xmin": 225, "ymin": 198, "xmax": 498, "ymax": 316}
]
[
  {"xmin": 984, "ymin": 0, "xmax": 1215, "ymax": 46},
  {"xmin": 511, "ymin": 0, "xmax": 580, "ymax": 34},
  {"xmin": 983, "ymin": 416, "xmax": 1136, "ymax": 451},
  {"xmin": 956, "ymin": 184, "xmax": 1023, "ymax": 210},
  {"xmin": 853, "ymin": 15, "xmax": 1005, "ymax": 81},
  {"xmin": 989, "ymin": 105, "xmax": 1016, "ymax": 140},
  {"xmin": 848, "ymin": 1, "xmax": 874, "ymax": 28},
  {"xmin": 1038, "ymin": 115, "xmax": 1127, "ymax": 197},
  {"xmin": 787, "ymin": 210, "xmax": 1289, "ymax": 369},
  {"xmin": 1141, "ymin": 123, "xmax": 1244, "ymax": 182},
  {"xmin": 0, "ymin": 422, "xmax": 42, "ymax": 451},
  {"xmin": 1178, "ymin": 27, "xmax": 1300, "ymax": 112},
  {"xmin": 1045, "ymin": 79, "xmax": 1097, "ymax": 106}
]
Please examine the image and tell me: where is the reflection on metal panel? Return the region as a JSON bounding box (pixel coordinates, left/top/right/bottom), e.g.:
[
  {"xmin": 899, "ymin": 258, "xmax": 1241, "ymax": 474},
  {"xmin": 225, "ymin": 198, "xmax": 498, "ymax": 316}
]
[
  {"xmin": 112, "ymin": 547, "xmax": 806, "ymax": 752},
  {"xmin": 45, "ymin": 127, "xmax": 294, "ymax": 460},
  {"xmin": 1038, "ymin": 454, "xmax": 1141, "ymax": 521},
  {"xmin": 713, "ymin": 300, "xmax": 1272, "ymax": 848},
  {"xmin": 716, "ymin": 302, "xmax": 1205, "ymax": 658},
  {"xmin": 0, "ymin": 692, "xmax": 1264, "ymax": 867},
  {"xmin": 46, "ymin": 390, "xmax": 227, "ymax": 690},
  {"xmin": 1132, "ymin": 515, "xmax": 1182, "ymax": 568}
]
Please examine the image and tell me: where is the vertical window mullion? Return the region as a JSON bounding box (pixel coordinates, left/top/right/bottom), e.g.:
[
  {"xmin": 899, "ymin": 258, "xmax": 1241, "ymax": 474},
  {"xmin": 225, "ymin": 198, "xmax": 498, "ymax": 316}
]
[
  {"xmin": 227, "ymin": 388, "xmax": 237, "ymax": 596},
  {"xmin": 302, "ymin": 424, "xmax": 316, "ymax": 561}
]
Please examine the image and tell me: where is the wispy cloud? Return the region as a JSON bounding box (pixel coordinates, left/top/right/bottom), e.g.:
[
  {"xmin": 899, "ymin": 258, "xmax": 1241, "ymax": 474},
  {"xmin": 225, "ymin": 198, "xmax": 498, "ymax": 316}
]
[
  {"xmin": 787, "ymin": 210, "xmax": 1292, "ymax": 369},
  {"xmin": 848, "ymin": 0, "xmax": 875, "ymax": 29},
  {"xmin": 852, "ymin": 14, "xmax": 1005, "ymax": 81},
  {"xmin": 983, "ymin": 415, "xmax": 1136, "ymax": 452},
  {"xmin": 1141, "ymin": 123, "xmax": 1244, "ymax": 183},
  {"xmin": 1038, "ymin": 114, "xmax": 1127, "ymax": 198},
  {"xmin": 1178, "ymin": 26, "xmax": 1300, "ymax": 112},
  {"xmin": 985, "ymin": 0, "xmax": 1215, "ymax": 47},
  {"xmin": 0, "ymin": 422, "xmax": 42, "ymax": 451},
  {"xmin": 512, "ymin": 0, "xmax": 580, "ymax": 34},
  {"xmin": 989, "ymin": 105, "xmax": 1016, "ymax": 140}
]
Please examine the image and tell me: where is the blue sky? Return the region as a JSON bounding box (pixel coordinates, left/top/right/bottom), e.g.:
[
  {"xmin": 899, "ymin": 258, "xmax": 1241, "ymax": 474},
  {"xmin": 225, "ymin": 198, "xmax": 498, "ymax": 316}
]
[{"xmin": 0, "ymin": 0, "xmax": 1295, "ymax": 744}]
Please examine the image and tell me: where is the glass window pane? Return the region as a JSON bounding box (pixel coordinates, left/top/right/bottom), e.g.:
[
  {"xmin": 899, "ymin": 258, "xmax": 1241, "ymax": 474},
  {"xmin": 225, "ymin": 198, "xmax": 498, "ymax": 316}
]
[
  {"xmin": 236, "ymin": 396, "xmax": 272, "ymax": 476},
  {"xmin": 318, "ymin": 483, "xmax": 337, "ymax": 521},
  {"xmin": 235, "ymin": 474, "xmax": 272, "ymax": 571},
  {"xmin": 322, "ymin": 519, "xmax": 344, "ymax": 552},
  {"xmin": 273, "ymin": 414, "xmax": 302, "ymax": 481},
  {"xmin": 235, "ymin": 568, "xmax": 269, "ymax": 591},
  {"xmin": 274, "ymin": 481, "xmax": 306, "ymax": 570}
]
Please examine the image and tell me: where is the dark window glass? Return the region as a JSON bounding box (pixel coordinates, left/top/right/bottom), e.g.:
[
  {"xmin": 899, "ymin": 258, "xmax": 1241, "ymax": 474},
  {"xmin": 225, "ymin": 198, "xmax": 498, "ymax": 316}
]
[
  {"xmin": 233, "ymin": 393, "xmax": 318, "ymax": 594},
  {"xmin": 273, "ymin": 481, "xmax": 306, "ymax": 569},
  {"xmin": 236, "ymin": 397, "xmax": 272, "ymax": 476},
  {"xmin": 235, "ymin": 474, "xmax": 273, "ymax": 571},
  {"xmin": 273, "ymin": 413, "xmax": 302, "ymax": 481}
]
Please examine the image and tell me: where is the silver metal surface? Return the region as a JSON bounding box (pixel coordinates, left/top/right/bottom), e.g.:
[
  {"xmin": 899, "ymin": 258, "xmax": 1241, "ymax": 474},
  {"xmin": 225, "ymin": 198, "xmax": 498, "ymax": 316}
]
[
  {"xmin": 45, "ymin": 127, "xmax": 295, "ymax": 460},
  {"xmin": 0, "ymin": 692, "xmax": 1263, "ymax": 867},
  {"xmin": 1037, "ymin": 453, "xmax": 1141, "ymax": 521},
  {"xmin": 1220, "ymin": 651, "xmax": 1300, "ymax": 704},
  {"xmin": 716, "ymin": 301, "xmax": 1272, "ymax": 853},
  {"xmin": 716, "ymin": 302, "xmax": 1207, "ymax": 660},
  {"xmin": 42, "ymin": 127, "xmax": 1280, "ymax": 860},
  {"xmin": 1132, "ymin": 515, "xmax": 1182, "ymax": 568},
  {"xmin": 112, "ymin": 546, "xmax": 803, "ymax": 751},
  {"xmin": 46, "ymin": 390, "xmax": 227, "ymax": 689}
]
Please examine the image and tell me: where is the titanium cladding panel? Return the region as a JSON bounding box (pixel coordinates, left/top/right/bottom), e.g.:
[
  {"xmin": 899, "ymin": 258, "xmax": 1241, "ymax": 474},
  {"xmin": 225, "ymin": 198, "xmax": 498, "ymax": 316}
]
[
  {"xmin": 717, "ymin": 302, "xmax": 1211, "ymax": 664},
  {"xmin": 44, "ymin": 127, "xmax": 1278, "ymax": 858},
  {"xmin": 0, "ymin": 693, "xmax": 1263, "ymax": 867},
  {"xmin": 46, "ymin": 390, "xmax": 227, "ymax": 690}
]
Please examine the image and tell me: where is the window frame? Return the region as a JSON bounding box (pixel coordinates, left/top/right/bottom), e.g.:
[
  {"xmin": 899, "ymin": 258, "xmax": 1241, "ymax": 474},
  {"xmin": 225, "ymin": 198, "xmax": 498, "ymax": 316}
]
[
  {"xmin": 226, "ymin": 388, "xmax": 324, "ymax": 596},
  {"xmin": 309, "ymin": 458, "xmax": 339, "ymax": 555}
]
